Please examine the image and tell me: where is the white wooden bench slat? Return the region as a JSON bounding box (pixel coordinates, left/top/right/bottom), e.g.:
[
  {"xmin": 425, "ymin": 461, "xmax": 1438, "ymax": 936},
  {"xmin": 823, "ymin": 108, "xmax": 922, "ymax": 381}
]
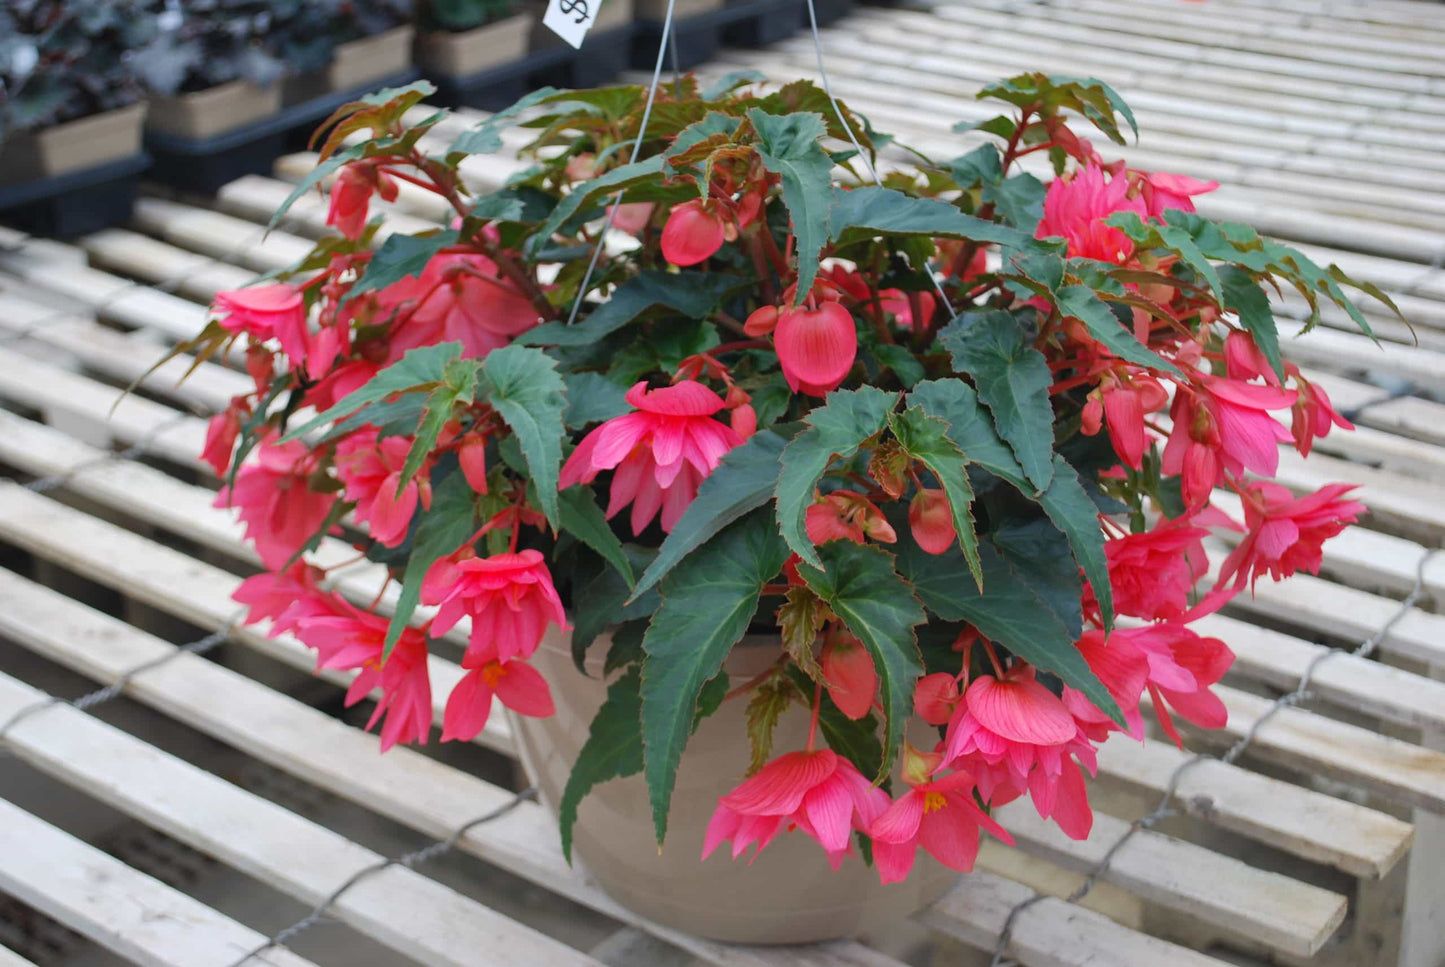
[
  {"xmin": 1169, "ymin": 686, "xmax": 1445, "ymax": 814},
  {"xmin": 922, "ymin": 5, "xmax": 1445, "ymax": 97},
  {"xmin": 0, "ymin": 483, "xmax": 1352, "ymax": 956},
  {"xmin": 697, "ymin": 54, "xmax": 1445, "ymax": 231},
  {"xmin": 0, "ymin": 670, "xmax": 607, "ymax": 967},
  {"xmin": 77, "ymin": 228, "xmax": 256, "ymax": 302},
  {"xmin": 0, "ymin": 797, "xmax": 318, "ymax": 967},
  {"xmin": 0, "ymin": 345, "xmax": 205, "ymax": 467},
  {"xmin": 1008, "ymin": 0, "xmax": 1445, "ymax": 59},
  {"xmin": 0, "ymin": 292, "xmax": 250, "ymax": 415},
  {"xmin": 988, "ymin": 803, "xmax": 1346, "ymax": 957},
  {"xmin": 918, "ymin": 870, "xmax": 1233, "ymax": 967},
  {"xmin": 792, "ymin": 23, "xmax": 1445, "ymax": 159},
  {"xmin": 0, "ymin": 408, "xmax": 1416, "ymax": 881},
  {"xmin": 0, "ymin": 242, "xmax": 218, "ymax": 342},
  {"xmin": 0, "ymin": 946, "xmax": 37, "ymax": 967},
  {"xmin": 131, "ymin": 198, "xmax": 315, "ymax": 272},
  {"xmin": 932, "ymin": 3, "xmax": 1445, "ymax": 83}
]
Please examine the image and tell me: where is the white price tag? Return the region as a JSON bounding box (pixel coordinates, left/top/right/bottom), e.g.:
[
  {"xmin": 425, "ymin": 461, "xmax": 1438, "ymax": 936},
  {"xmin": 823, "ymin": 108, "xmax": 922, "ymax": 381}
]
[{"xmin": 543, "ymin": 0, "xmax": 597, "ymax": 49}]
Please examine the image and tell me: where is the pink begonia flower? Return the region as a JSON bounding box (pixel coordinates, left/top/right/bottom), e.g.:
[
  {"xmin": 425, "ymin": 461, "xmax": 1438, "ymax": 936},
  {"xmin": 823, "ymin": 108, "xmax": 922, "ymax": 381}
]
[
  {"xmin": 384, "ymin": 253, "xmax": 538, "ymax": 361},
  {"xmin": 1217, "ymin": 481, "xmax": 1365, "ymax": 591},
  {"xmin": 939, "ymin": 666, "xmax": 1098, "ymax": 840},
  {"xmin": 820, "ymin": 634, "xmax": 878, "ymax": 721},
  {"xmin": 1102, "ymin": 518, "xmax": 1210, "ymax": 621},
  {"xmin": 441, "ymin": 648, "xmax": 554, "ymax": 742},
  {"xmin": 1068, "ymin": 591, "xmax": 1236, "ymax": 748},
  {"xmin": 200, "ymin": 406, "xmax": 243, "ymax": 477},
  {"xmin": 1223, "ymin": 330, "xmax": 1278, "ymax": 386},
  {"xmin": 559, "ymin": 380, "xmax": 744, "ymax": 535},
  {"xmin": 306, "ymin": 359, "xmax": 380, "ymax": 413},
  {"xmin": 1162, "ymin": 378, "xmax": 1297, "ymax": 500},
  {"xmin": 296, "ymin": 604, "xmax": 433, "ymax": 751},
  {"xmin": 609, "ymin": 202, "xmax": 655, "ymax": 236},
  {"xmin": 1291, "ymin": 376, "xmax": 1353, "ymax": 458},
  {"xmin": 327, "ymin": 161, "xmax": 398, "ymax": 240},
  {"xmin": 334, "ymin": 429, "xmax": 431, "ymax": 548},
  {"xmin": 661, "ymin": 199, "xmax": 728, "ymax": 266},
  {"xmin": 212, "ymin": 284, "xmax": 310, "ymax": 362},
  {"xmin": 215, "ymin": 437, "xmax": 338, "ymax": 570},
  {"xmin": 231, "ymin": 561, "xmax": 343, "ymax": 637},
  {"xmin": 908, "ymin": 488, "xmax": 956, "ymax": 555},
  {"xmin": 870, "ymin": 744, "xmax": 1013, "ymax": 884},
  {"xmin": 423, "ymin": 548, "xmax": 568, "ymax": 664},
  {"xmin": 1200, "ymin": 378, "xmax": 1298, "ymax": 477},
  {"xmin": 702, "ymin": 749, "xmax": 890, "ymax": 868},
  {"xmin": 1081, "ymin": 376, "xmax": 1168, "ymax": 470},
  {"xmin": 306, "ymin": 318, "xmax": 351, "ymax": 381},
  {"xmin": 1036, "ymin": 162, "xmax": 1147, "ymax": 264},
  {"xmin": 804, "ymin": 490, "xmax": 897, "ymax": 546},
  {"xmin": 1138, "ymin": 170, "xmax": 1219, "ymax": 218},
  {"xmin": 774, "ymin": 302, "xmax": 858, "ymax": 395}
]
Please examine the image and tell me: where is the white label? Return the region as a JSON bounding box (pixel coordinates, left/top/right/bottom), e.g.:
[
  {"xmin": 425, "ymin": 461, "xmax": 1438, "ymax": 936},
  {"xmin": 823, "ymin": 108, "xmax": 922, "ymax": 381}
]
[{"xmin": 543, "ymin": 0, "xmax": 596, "ymax": 49}]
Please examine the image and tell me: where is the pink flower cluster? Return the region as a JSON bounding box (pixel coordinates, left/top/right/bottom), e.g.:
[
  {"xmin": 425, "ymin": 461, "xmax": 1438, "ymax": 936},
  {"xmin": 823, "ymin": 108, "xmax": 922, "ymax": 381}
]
[{"xmin": 199, "ymin": 100, "xmax": 1370, "ymax": 889}]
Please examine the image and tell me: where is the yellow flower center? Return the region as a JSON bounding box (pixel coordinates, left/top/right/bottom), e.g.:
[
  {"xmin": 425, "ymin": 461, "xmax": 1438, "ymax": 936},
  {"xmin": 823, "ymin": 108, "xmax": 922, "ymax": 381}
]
[
  {"xmin": 922, "ymin": 791, "xmax": 948, "ymax": 814},
  {"xmin": 480, "ymin": 662, "xmax": 506, "ymax": 687}
]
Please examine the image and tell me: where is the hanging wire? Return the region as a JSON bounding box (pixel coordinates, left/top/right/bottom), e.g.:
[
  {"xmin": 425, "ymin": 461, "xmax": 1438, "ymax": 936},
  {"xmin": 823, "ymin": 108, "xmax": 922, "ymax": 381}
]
[
  {"xmin": 989, "ymin": 544, "xmax": 1441, "ymax": 967},
  {"xmin": 0, "ymin": 610, "xmax": 245, "ymax": 758},
  {"xmin": 563, "ymin": 0, "xmax": 682, "ymax": 327},
  {"xmin": 221, "ymin": 788, "xmax": 538, "ymax": 967},
  {"xmin": 802, "ymin": 0, "xmax": 957, "ymax": 320}
]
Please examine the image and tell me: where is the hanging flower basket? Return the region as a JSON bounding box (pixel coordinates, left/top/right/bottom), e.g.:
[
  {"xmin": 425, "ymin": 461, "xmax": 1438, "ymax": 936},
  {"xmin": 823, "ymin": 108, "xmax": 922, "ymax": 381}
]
[{"xmin": 176, "ymin": 74, "xmax": 1395, "ymax": 942}]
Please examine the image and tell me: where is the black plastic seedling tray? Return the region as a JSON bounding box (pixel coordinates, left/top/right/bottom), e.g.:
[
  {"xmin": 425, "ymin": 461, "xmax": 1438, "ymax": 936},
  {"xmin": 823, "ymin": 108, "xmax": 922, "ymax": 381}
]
[
  {"xmin": 631, "ymin": 10, "xmax": 723, "ymax": 71},
  {"xmin": 0, "ymin": 154, "xmax": 149, "ymax": 237},
  {"xmin": 802, "ymin": 0, "xmax": 853, "ymax": 26},
  {"xmin": 431, "ymin": 48, "xmax": 556, "ymax": 111},
  {"xmin": 146, "ymin": 68, "xmax": 421, "ymax": 195},
  {"xmin": 530, "ymin": 24, "xmax": 638, "ymax": 91},
  {"xmin": 717, "ymin": 0, "xmax": 805, "ymax": 47}
]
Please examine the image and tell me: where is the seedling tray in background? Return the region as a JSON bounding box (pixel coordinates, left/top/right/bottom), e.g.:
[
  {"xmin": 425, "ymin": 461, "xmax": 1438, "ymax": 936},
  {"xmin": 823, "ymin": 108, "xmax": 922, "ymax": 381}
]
[
  {"xmin": 0, "ymin": 155, "xmax": 149, "ymax": 237},
  {"xmin": 146, "ymin": 69, "xmax": 421, "ymax": 195}
]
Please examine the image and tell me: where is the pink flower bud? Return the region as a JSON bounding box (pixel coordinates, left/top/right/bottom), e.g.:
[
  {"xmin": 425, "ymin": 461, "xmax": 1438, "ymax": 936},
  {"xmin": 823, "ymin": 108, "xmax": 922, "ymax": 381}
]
[
  {"xmin": 821, "ymin": 634, "xmax": 878, "ymax": 720},
  {"xmin": 773, "ymin": 302, "xmax": 857, "ymax": 396},
  {"xmin": 914, "ymin": 672, "xmax": 960, "ymax": 726},
  {"xmin": 909, "ymin": 488, "xmax": 956, "ymax": 555},
  {"xmin": 661, "ymin": 199, "xmax": 727, "ymax": 266},
  {"xmin": 458, "ymin": 436, "xmax": 489, "ymax": 494}
]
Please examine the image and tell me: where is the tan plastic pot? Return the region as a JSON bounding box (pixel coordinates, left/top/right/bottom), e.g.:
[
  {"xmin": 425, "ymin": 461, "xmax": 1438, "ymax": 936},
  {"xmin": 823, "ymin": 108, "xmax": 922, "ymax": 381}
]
[
  {"xmin": 0, "ymin": 101, "xmax": 147, "ymax": 185},
  {"xmin": 286, "ymin": 25, "xmax": 418, "ymax": 104},
  {"xmin": 508, "ymin": 625, "xmax": 959, "ymax": 944},
  {"xmin": 415, "ymin": 14, "xmax": 534, "ymax": 77},
  {"xmin": 146, "ymin": 80, "xmax": 282, "ymax": 141}
]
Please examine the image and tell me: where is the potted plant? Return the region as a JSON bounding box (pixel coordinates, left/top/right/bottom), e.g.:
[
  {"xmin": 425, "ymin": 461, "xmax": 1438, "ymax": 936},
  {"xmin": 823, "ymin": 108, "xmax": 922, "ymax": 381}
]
[
  {"xmin": 414, "ymin": 0, "xmax": 534, "ymax": 109},
  {"xmin": 283, "ymin": 0, "xmax": 418, "ymax": 104},
  {"xmin": 0, "ymin": 0, "xmax": 153, "ymax": 233},
  {"xmin": 178, "ymin": 75, "xmax": 1391, "ymax": 942},
  {"xmin": 137, "ymin": 1, "xmax": 291, "ymax": 141}
]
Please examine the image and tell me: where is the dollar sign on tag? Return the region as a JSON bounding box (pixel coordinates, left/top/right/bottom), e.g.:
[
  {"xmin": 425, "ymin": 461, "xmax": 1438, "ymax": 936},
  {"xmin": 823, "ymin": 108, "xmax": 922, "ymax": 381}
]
[
  {"xmin": 558, "ymin": 0, "xmax": 590, "ymax": 24},
  {"xmin": 544, "ymin": 0, "xmax": 595, "ymax": 48}
]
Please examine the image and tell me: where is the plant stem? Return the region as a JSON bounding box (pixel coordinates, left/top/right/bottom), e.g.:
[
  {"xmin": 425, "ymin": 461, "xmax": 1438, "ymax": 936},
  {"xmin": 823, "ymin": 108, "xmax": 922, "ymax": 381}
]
[{"xmin": 806, "ymin": 680, "xmax": 823, "ymax": 752}]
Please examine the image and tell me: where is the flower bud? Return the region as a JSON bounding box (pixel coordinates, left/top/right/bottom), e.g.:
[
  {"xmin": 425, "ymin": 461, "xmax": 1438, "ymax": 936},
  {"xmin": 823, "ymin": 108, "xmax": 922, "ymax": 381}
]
[{"xmin": 909, "ymin": 488, "xmax": 956, "ymax": 555}]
